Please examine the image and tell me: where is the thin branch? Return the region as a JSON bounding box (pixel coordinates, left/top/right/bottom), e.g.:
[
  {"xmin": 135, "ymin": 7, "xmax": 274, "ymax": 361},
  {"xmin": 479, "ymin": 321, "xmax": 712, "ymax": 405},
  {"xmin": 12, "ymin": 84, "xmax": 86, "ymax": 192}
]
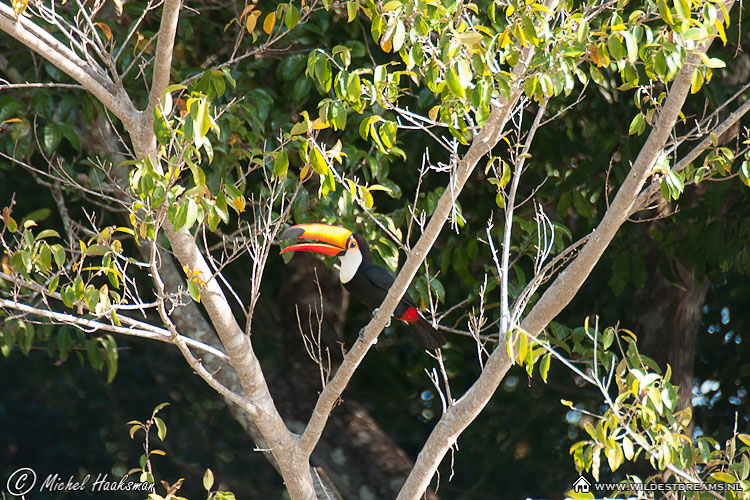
[
  {"xmin": 0, "ymin": 81, "xmax": 85, "ymax": 90},
  {"xmin": 0, "ymin": 296, "xmax": 229, "ymax": 361},
  {"xmin": 501, "ymin": 99, "xmax": 548, "ymax": 334},
  {"xmin": 632, "ymin": 94, "xmax": 750, "ymax": 214}
]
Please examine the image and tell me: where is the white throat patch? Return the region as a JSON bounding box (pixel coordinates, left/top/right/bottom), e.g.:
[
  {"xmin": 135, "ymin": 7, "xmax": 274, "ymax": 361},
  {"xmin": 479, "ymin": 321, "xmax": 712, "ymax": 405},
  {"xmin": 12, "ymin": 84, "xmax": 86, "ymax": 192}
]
[{"xmin": 338, "ymin": 248, "xmax": 362, "ymax": 284}]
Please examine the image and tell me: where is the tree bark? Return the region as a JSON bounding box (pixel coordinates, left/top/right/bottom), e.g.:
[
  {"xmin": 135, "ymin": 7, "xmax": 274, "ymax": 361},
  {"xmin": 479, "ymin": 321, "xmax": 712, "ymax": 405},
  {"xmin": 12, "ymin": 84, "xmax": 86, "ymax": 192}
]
[{"xmin": 633, "ymin": 260, "xmax": 708, "ymax": 411}]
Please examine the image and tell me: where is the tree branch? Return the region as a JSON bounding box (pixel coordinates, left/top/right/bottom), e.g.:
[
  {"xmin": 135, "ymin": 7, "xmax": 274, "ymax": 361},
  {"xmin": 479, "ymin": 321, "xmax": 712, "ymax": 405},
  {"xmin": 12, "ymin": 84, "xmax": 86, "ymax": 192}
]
[
  {"xmin": 0, "ymin": 296, "xmax": 227, "ymax": 362},
  {"xmin": 632, "ymin": 91, "xmax": 750, "ymax": 213},
  {"xmin": 147, "ymin": 0, "xmax": 181, "ymax": 115},
  {"xmin": 0, "ymin": 4, "xmax": 137, "ymax": 128},
  {"xmin": 162, "ymin": 221, "xmax": 316, "ymax": 499}
]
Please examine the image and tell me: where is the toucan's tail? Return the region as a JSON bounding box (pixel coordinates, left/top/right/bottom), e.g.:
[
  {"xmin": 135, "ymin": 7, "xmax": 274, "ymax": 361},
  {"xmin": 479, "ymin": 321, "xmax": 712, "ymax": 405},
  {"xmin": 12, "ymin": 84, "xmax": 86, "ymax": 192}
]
[{"xmin": 406, "ymin": 314, "xmax": 447, "ymax": 349}]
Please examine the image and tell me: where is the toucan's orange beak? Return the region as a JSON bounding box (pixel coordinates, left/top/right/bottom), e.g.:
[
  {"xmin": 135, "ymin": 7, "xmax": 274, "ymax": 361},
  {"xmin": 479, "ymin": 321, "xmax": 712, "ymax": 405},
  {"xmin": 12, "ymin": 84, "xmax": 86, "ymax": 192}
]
[{"xmin": 280, "ymin": 223, "xmax": 353, "ymax": 257}]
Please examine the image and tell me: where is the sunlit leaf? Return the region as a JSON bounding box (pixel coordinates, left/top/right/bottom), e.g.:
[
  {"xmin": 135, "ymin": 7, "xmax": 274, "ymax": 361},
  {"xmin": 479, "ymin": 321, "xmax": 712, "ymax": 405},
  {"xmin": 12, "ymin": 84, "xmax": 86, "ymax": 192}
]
[{"xmin": 263, "ymin": 12, "xmax": 275, "ymax": 34}]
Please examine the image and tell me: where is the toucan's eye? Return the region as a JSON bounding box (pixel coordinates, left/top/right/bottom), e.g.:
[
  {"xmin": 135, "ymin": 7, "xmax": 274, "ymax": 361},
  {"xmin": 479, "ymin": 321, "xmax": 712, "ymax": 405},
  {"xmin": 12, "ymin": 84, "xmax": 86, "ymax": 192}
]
[{"xmin": 349, "ymin": 241, "xmax": 356, "ymax": 248}]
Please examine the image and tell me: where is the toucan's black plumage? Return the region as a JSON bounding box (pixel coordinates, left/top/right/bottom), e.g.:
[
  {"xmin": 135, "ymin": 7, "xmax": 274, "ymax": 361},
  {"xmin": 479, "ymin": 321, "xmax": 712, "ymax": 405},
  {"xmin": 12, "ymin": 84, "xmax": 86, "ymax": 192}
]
[
  {"xmin": 280, "ymin": 224, "xmax": 447, "ymax": 349},
  {"xmin": 343, "ymin": 235, "xmax": 446, "ymax": 349}
]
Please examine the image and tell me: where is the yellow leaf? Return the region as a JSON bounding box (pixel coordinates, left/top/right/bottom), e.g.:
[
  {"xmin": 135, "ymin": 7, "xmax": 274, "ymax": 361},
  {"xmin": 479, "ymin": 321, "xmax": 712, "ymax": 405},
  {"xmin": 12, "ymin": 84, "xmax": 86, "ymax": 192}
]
[
  {"xmin": 95, "ymin": 22, "xmax": 112, "ymax": 41},
  {"xmin": 714, "ymin": 19, "xmax": 727, "ymax": 44},
  {"xmin": 240, "ymin": 4, "xmax": 256, "ymax": 20},
  {"xmin": 300, "ymin": 165, "xmax": 311, "ymax": 180},
  {"xmin": 311, "ymin": 117, "xmax": 330, "ymax": 130},
  {"xmin": 1, "ymin": 255, "xmax": 13, "ymax": 273},
  {"xmin": 474, "ymin": 25, "xmax": 493, "ymax": 37},
  {"xmin": 710, "ymin": 471, "xmax": 736, "ymax": 483},
  {"xmin": 498, "ymin": 28, "xmax": 511, "ymax": 48},
  {"xmin": 263, "ymin": 12, "xmax": 275, "ymax": 34},
  {"xmin": 246, "ymin": 11, "xmax": 262, "ymax": 34},
  {"xmin": 232, "ymin": 196, "xmax": 246, "ymax": 212},
  {"xmin": 690, "ymin": 68, "xmax": 703, "ymax": 94},
  {"xmin": 12, "ymin": 0, "xmax": 28, "ymax": 18},
  {"xmin": 111, "ymin": 0, "xmax": 122, "ymax": 15},
  {"xmin": 380, "ymin": 38, "xmax": 392, "ymax": 53},
  {"xmin": 428, "ymin": 105, "xmax": 440, "ymax": 122}
]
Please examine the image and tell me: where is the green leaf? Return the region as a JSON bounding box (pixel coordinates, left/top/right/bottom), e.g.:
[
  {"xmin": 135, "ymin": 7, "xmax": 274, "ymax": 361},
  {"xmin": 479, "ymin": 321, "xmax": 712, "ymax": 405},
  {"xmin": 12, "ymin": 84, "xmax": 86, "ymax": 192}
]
[
  {"xmin": 572, "ymin": 191, "xmax": 592, "ymax": 218},
  {"xmin": 47, "ymin": 275, "xmax": 59, "ymax": 294},
  {"xmin": 173, "ymin": 202, "xmax": 188, "ymax": 230},
  {"xmin": 314, "ymin": 54, "xmax": 332, "ymax": 92},
  {"xmin": 86, "ymin": 337, "xmax": 104, "ymax": 370},
  {"xmin": 61, "ymin": 285, "xmax": 75, "ymax": 308},
  {"xmin": 154, "ymin": 416, "xmax": 167, "ymax": 440},
  {"xmin": 622, "ymin": 31, "xmax": 638, "ymax": 63},
  {"xmin": 346, "ymin": 0, "xmax": 357, "ymax": 22},
  {"xmin": 666, "ymin": 170, "xmax": 684, "ymax": 198},
  {"xmin": 185, "ymin": 199, "xmax": 199, "ymax": 230},
  {"xmin": 457, "ymin": 59, "xmax": 472, "ymax": 88},
  {"xmin": 704, "ymin": 57, "xmax": 726, "ymax": 69},
  {"xmin": 4, "ymin": 215, "xmax": 17, "ymax": 233},
  {"xmin": 203, "ymin": 469, "xmax": 215, "ymax": 491},
  {"xmin": 51, "ymin": 244, "xmax": 65, "ymax": 268},
  {"xmin": 540, "ymin": 353, "xmax": 551, "ymax": 382},
  {"xmin": 682, "ymin": 27, "xmax": 706, "ymax": 41},
  {"xmin": 446, "ymin": 66, "xmax": 466, "ymax": 99},
  {"xmin": 215, "ymin": 193, "xmax": 230, "ymax": 223},
  {"xmin": 495, "ymin": 190, "xmax": 505, "ymax": 208},
  {"xmin": 457, "ymin": 31, "xmax": 483, "ymax": 45},
  {"xmin": 499, "ymin": 159, "xmax": 511, "ymax": 186},
  {"xmin": 629, "ymin": 113, "xmax": 645, "ymax": 135},
  {"xmin": 674, "ymin": 0, "xmax": 690, "ymax": 21},
  {"xmin": 274, "ymin": 149, "xmax": 289, "ymax": 177},
  {"xmin": 285, "ymin": 4, "xmax": 299, "ymax": 29},
  {"xmin": 35, "ymin": 229, "xmax": 60, "ymax": 241},
  {"xmin": 379, "ymin": 121, "xmax": 397, "ymax": 151},
  {"xmin": 57, "ymin": 122, "xmax": 81, "ymax": 151},
  {"xmin": 185, "ymin": 160, "xmax": 205, "ymax": 189},
  {"xmin": 11, "ymin": 118, "xmax": 31, "ymax": 142},
  {"xmin": 657, "ymin": 0, "xmax": 675, "ymax": 24},
  {"xmin": 43, "ymin": 123, "xmax": 62, "ymax": 156},
  {"xmin": 310, "ymin": 145, "xmax": 328, "ymax": 174},
  {"xmin": 101, "ymin": 335, "xmax": 118, "ymax": 383},
  {"xmin": 346, "ymin": 73, "xmax": 361, "ymax": 102},
  {"xmin": 187, "ymin": 279, "xmax": 201, "ymax": 302},
  {"xmin": 710, "ymin": 471, "xmax": 736, "ymax": 483},
  {"xmin": 38, "ymin": 244, "xmax": 52, "ymax": 270},
  {"xmin": 330, "ymin": 101, "xmax": 347, "ymax": 131},
  {"xmin": 607, "ymin": 34, "xmax": 624, "ymax": 61},
  {"xmin": 152, "ymin": 402, "xmax": 170, "ymax": 415},
  {"xmin": 589, "ymin": 66, "xmax": 604, "ymax": 86},
  {"xmin": 290, "ymin": 120, "xmax": 308, "ymax": 136}
]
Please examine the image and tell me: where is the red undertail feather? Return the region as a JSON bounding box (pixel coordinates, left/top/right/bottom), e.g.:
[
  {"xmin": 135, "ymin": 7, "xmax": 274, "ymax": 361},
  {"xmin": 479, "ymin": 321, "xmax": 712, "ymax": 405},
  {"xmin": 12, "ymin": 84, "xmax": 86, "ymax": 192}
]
[
  {"xmin": 398, "ymin": 306, "xmax": 420, "ymax": 324},
  {"xmin": 399, "ymin": 309, "xmax": 447, "ymax": 349}
]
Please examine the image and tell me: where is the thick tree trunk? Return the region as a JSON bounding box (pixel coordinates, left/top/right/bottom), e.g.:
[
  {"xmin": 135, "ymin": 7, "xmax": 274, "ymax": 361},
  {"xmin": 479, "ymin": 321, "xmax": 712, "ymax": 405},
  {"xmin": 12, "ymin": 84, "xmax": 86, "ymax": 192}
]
[{"xmin": 633, "ymin": 259, "xmax": 709, "ymax": 412}]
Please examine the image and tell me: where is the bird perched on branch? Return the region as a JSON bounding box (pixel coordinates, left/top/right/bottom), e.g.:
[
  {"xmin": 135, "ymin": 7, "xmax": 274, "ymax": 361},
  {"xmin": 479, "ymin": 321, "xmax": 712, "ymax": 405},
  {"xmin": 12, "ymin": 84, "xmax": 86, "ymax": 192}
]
[{"xmin": 280, "ymin": 223, "xmax": 447, "ymax": 349}]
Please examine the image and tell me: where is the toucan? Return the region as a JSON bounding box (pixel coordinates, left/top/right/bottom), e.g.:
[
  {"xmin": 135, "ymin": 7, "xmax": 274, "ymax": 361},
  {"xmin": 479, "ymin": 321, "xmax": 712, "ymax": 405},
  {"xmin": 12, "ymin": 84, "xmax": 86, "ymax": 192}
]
[{"xmin": 280, "ymin": 223, "xmax": 447, "ymax": 349}]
